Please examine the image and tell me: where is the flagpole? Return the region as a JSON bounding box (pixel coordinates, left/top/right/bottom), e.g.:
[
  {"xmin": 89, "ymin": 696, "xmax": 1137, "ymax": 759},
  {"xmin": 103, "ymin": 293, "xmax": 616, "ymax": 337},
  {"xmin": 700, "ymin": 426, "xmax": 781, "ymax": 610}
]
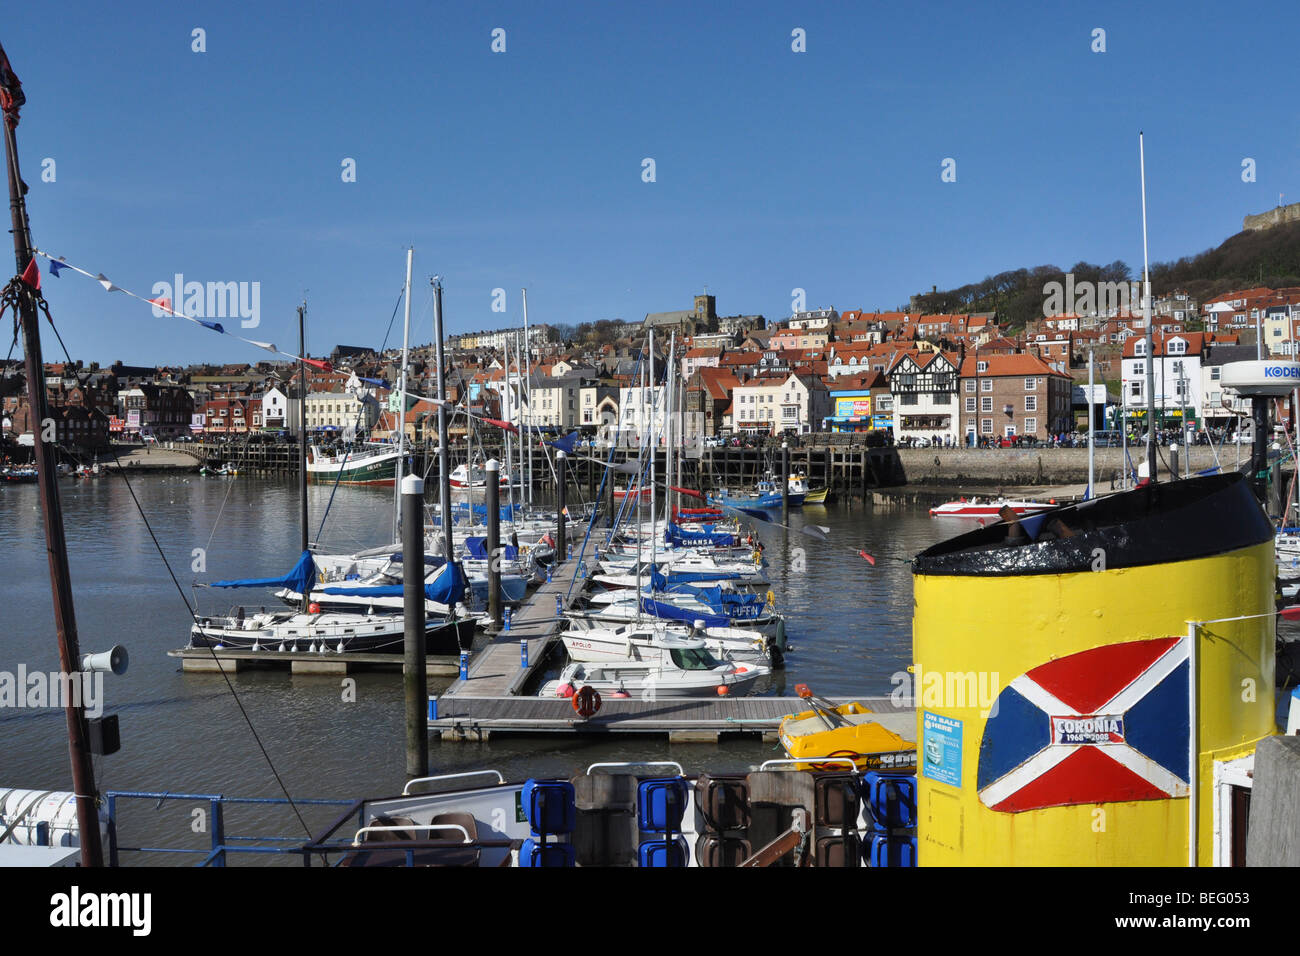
[{"xmin": 3, "ymin": 46, "xmax": 104, "ymax": 867}]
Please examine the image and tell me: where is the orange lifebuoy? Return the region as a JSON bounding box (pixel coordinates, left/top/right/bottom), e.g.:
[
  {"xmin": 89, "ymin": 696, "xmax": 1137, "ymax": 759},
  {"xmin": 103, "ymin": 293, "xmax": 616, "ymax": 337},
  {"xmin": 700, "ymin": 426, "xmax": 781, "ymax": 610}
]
[{"xmin": 571, "ymin": 685, "xmax": 601, "ymax": 718}]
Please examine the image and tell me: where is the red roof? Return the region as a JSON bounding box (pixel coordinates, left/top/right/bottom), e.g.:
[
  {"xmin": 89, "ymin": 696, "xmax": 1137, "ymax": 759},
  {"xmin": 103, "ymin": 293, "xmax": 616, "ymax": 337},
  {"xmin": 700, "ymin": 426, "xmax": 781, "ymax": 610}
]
[
  {"xmin": 958, "ymin": 353, "xmax": 1067, "ymax": 377},
  {"xmin": 1120, "ymin": 331, "xmax": 1209, "ymax": 358}
]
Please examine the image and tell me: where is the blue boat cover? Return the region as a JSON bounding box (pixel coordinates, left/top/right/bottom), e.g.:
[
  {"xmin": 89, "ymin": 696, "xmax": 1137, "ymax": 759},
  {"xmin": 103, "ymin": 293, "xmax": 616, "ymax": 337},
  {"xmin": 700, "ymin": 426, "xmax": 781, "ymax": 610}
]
[
  {"xmin": 666, "ymin": 583, "xmax": 764, "ymax": 616},
  {"xmin": 638, "ymin": 596, "xmax": 729, "ymax": 628},
  {"xmin": 317, "ymin": 560, "xmax": 467, "ymax": 607},
  {"xmin": 647, "ymin": 563, "xmax": 740, "ymax": 586},
  {"xmin": 464, "ymin": 537, "xmax": 519, "ymax": 560},
  {"xmin": 665, "ymin": 522, "xmax": 737, "ymax": 547},
  {"xmin": 212, "ymin": 550, "xmax": 316, "ymax": 594}
]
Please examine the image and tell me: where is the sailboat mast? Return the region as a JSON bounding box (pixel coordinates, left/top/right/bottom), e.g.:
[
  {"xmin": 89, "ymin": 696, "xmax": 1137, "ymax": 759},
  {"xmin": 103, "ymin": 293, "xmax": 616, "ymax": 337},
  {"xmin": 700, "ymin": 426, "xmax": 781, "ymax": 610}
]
[
  {"xmin": 3, "ymin": 53, "xmax": 105, "ymax": 867},
  {"xmin": 432, "ymin": 277, "xmax": 454, "ymax": 562},
  {"xmin": 298, "ymin": 302, "xmax": 309, "ymax": 612},
  {"xmin": 1140, "ymin": 132, "xmax": 1157, "ymax": 483},
  {"xmin": 395, "ymin": 247, "xmax": 413, "ymax": 540},
  {"xmin": 650, "ymin": 329, "xmax": 657, "ymax": 576},
  {"xmin": 522, "ymin": 288, "xmax": 532, "ymax": 509},
  {"xmin": 504, "ymin": 329, "xmax": 514, "ymax": 514}
]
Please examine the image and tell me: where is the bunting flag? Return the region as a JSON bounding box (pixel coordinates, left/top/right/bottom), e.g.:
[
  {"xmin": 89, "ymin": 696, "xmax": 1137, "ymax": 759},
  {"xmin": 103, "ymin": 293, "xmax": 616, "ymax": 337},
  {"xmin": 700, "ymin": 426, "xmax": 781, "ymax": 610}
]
[
  {"xmin": 799, "ymin": 524, "xmax": 830, "ymax": 541},
  {"xmin": 858, "ymin": 550, "xmax": 876, "ymax": 566},
  {"xmin": 19, "ymin": 257, "xmax": 40, "ymax": 289},
  {"xmin": 31, "ymin": 250, "xmax": 323, "ymax": 371},
  {"xmin": 547, "ymin": 431, "xmax": 579, "ymax": 455},
  {"xmin": 480, "ymin": 417, "xmax": 518, "ymax": 433}
]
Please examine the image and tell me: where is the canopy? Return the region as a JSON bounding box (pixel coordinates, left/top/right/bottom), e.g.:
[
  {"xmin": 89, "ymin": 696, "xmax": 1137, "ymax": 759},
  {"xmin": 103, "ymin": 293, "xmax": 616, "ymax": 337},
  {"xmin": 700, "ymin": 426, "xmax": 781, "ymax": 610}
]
[
  {"xmin": 463, "ymin": 536, "xmax": 519, "ymax": 561},
  {"xmin": 211, "ymin": 550, "xmax": 316, "ymax": 595},
  {"xmin": 637, "ymin": 596, "xmax": 729, "ymax": 629},
  {"xmin": 318, "ymin": 560, "xmax": 467, "ymax": 607}
]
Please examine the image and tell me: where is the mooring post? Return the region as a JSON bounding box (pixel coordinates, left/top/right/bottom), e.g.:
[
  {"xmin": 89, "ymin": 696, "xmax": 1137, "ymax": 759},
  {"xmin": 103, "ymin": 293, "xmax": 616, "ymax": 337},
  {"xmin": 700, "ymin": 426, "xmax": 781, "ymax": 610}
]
[
  {"xmin": 486, "ymin": 459, "xmax": 502, "ymax": 629},
  {"xmin": 401, "ymin": 473, "xmax": 428, "ymax": 780}
]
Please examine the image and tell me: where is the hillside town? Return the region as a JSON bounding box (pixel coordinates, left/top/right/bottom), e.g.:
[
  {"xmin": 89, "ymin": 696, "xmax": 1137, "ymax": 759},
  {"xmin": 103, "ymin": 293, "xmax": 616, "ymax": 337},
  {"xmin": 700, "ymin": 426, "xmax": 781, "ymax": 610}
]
[{"xmin": 4, "ymin": 284, "xmax": 1298, "ymax": 459}]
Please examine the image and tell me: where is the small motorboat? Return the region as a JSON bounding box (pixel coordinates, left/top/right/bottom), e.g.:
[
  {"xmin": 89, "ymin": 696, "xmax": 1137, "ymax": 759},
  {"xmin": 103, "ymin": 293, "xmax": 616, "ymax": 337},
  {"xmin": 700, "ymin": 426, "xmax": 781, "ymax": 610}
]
[
  {"xmin": 928, "ymin": 496, "xmax": 1055, "ymax": 519},
  {"xmin": 449, "ymin": 462, "xmax": 511, "ymax": 490},
  {"xmin": 612, "ymin": 485, "xmax": 652, "ymax": 501},
  {"xmin": 540, "ymin": 639, "xmax": 769, "ymax": 698},
  {"xmin": 802, "ymin": 487, "xmax": 829, "ymax": 505},
  {"xmin": 779, "ymin": 685, "xmax": 916, "ymax": 771}
]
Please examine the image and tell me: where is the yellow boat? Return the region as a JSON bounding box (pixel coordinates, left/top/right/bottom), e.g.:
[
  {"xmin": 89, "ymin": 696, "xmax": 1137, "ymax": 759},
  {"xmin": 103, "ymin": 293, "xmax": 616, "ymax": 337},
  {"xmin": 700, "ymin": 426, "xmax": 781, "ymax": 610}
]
[
  {"xmin": 803, "ymin": 487, "xmax": 829, "ymax": 505},
  {"xmin": 779, "ymin": 691, "xmax": 916, "ymax": 772}
]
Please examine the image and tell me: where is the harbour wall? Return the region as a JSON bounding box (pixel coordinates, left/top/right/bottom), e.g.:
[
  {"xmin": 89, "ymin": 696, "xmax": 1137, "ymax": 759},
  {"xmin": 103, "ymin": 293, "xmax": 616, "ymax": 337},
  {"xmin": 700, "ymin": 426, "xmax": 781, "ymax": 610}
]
[{"xmin": 895, "ymin": 445, "xmax": 1242, "ymax": 487}]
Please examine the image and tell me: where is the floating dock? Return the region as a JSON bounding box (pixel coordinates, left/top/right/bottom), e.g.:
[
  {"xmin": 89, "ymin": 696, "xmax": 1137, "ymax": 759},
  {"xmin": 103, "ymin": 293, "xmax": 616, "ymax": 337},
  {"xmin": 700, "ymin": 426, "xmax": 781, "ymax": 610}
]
[
  {"xmin": 431, "ymin": 694, "xmax": 911, "ymax": 742},
  {"xmin": 169, "ymin": 646, "xmax": 460, "ymax": 677},
  {"xmin": 443, "ymin": 559, "xmax": 580, "ymax": 698}
]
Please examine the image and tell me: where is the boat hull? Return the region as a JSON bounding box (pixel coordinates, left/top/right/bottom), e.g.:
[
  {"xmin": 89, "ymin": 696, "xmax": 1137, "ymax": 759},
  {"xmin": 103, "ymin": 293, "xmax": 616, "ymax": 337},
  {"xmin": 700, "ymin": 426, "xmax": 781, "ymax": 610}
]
[{"xmin": 190, "ymin": 616, "xmax": 475, "ymax": 655}]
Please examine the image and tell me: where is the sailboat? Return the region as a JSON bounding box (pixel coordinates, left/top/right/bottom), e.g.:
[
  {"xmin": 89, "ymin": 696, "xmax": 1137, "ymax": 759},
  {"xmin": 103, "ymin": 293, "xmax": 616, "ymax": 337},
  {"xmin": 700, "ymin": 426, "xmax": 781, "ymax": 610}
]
[{"xmin": 191, "ymin": 270, "xmax": 475, "ymax": 656}]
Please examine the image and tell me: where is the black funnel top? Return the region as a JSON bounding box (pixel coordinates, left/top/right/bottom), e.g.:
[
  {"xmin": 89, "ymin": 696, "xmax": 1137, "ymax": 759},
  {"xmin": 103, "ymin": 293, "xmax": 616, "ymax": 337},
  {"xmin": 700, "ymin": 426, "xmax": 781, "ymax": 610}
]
[{"xmin": 912, "ymin": 473, "xmax": 1272, "ymax": 577}]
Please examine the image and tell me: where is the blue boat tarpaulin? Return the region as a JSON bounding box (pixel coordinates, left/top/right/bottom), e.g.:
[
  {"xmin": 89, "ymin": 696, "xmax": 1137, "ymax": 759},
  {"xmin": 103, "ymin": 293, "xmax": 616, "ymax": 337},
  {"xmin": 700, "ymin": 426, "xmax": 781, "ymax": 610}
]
[
  {"xmin": 318, "ymin": 561, "xmax": 467, "ymax": 607},
  {"xmin": 212, "ymin": 550, "xmax": 316, "ymax": 594},
  {"xmin": 464, "ymin": 537, "xmax": 519, "ymax": 561},
  {"xmin": 637, "ymin": 596, "xmax": 729, "ymax": 629}
]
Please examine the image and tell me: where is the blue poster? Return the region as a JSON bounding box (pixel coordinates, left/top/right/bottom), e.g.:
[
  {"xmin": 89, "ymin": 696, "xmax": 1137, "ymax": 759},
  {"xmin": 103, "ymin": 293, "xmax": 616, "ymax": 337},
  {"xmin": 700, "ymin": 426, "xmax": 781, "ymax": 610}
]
[{"xmin": 922, "ymin": 711, "xmax": 963, "ymax": 788}]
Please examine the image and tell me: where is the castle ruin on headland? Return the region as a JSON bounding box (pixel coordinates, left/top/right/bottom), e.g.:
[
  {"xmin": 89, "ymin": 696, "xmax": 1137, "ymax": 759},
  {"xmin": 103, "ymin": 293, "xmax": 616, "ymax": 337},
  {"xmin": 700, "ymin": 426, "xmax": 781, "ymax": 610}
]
[{"xmin": 1244, "ymin": 200, "xmax": 1300, "ymax": 232}]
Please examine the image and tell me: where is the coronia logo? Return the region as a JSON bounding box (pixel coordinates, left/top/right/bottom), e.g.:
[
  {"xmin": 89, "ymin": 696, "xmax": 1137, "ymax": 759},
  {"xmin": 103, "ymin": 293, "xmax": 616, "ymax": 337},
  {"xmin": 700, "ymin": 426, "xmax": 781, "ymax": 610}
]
[
  {"xmin": 1051, "ymin": 714, "xmax": 1125, "ymax": 745},
  {"xmin": 151, "ymin": 273, "xmax": 260, "ymax": 328}
]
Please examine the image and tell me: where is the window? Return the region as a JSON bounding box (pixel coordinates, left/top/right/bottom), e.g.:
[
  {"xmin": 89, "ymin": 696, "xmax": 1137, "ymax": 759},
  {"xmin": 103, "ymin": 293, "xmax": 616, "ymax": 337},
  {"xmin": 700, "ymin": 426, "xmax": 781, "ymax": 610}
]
[
  {"xmin": 981, "ymin": 418, "xmax": 992, "ymax": 434},
  {"xmin": 1130, "ymin": 381, "xmax": 1142, "ymax": 399},
  {"xmin": 1132, "ymin": 361, "xmax": 1144, "ymax": 375},
  {"xmin": 901, "ymin": 394, "xmax": 918, "ymax": 406},
  {"xmin": 1025, "ymin": 396, "xmax": 1037, "ymax": 412},
  {"xmin": 981, "ymin": 396, "xmax": 992, "ymax": 412},
  {"xmin": 1025, "ymin": 377, "xmax": 1035, "ymax": 390},
  {"xmin": 965, "ymin": 397, "xmax": 976, "ymax": 412},
  {"xmin": 1134, "ymin": 341, "xmax": 1146, "ymax": 356},
  {"xmin": 981, "ymin": 379, "xmax": 992, "ymax": 392},
  {"xmin": 965, "ymin": 380, "xmax": 975, "ymax": 392},
  {"xmin": 977, "ymin": 361, "xmax": 988, "ymax": 372}
]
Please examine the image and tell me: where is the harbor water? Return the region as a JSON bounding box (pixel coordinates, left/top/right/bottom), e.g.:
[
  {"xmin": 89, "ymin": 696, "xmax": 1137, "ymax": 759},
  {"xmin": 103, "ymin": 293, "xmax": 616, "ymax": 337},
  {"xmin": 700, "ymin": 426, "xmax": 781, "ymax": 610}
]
[{"xmin": 2, "ymin": 475, "xmax": 1292, "ymax": 859}]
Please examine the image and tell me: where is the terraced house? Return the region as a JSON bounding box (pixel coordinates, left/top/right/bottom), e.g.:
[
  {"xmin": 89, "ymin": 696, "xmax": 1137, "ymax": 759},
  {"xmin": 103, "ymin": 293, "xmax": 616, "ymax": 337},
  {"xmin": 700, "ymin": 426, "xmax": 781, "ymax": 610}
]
[
  {"xmin": 887, "ymin": 351, "xmax": 960, "ymax": 444},
  {"xmin": 958, "ymin": 353, "xmax": 1073, "ymax": 441}
]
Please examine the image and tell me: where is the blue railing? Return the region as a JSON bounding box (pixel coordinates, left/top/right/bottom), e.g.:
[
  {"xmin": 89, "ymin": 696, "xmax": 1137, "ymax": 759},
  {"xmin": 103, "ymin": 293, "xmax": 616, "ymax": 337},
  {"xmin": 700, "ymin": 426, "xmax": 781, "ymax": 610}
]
[{"xmin": 105, "ymin": 791, "xmax": 357, "ymax": 867}]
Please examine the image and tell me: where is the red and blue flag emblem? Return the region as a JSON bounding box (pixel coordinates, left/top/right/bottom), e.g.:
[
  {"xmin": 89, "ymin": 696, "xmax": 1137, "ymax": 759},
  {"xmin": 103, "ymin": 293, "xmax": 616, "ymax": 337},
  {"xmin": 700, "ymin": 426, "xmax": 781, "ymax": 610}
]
[{"xmin": 977, "ymin": 637, "xmax": 1189, "ymax": 812}]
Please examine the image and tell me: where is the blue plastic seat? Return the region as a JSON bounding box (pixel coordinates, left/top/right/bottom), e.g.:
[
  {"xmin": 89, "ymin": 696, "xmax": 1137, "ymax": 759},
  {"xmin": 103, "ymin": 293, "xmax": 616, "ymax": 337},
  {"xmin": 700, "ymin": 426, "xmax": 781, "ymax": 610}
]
[
  {"xmin": 522, "ymin": 779, "xmax": 576, "ymax": 836},
  {"xmin": 638, "ymin": 836, "xmax": 689, "ymax": 867},
  {"xmin": 862, "ymin": 772, "xmax": 917, "ymax": 829},
  {"xmin": 519, "ymin": 838, "xmax": 576, "ymax": 868},
  {"xmin": 865, "ymin": 832, "xmax": 917, "ymax": 868},
  {"xmin": 637, "ymin": 778, "xmax": 688, "ymax": 833}
]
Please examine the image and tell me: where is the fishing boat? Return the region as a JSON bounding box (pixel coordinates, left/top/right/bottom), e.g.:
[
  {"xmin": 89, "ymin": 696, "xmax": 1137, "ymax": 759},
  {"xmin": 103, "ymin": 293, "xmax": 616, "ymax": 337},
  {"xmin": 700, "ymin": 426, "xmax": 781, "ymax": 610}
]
[
  {"xmin": 928, "ymin": 496, "xmax": 1055, "ymax": 519},
  {"xmin": 1, "ymin": 464, "xmax": 37, "ymax": 483},
  {"xmin": 449, "ymin": 461, "xmax": 511, "ymax": 490},
  {"xmin": 612, "ymin": 485, "xmax": 652, "ymax": 501},
  {"xmin": 779, "ymin": 686, "xmax": 917, "ymax": 772},
  {"xmin": 802, "ymin": 487, "xmax": 829, "ymax": 505},
  {"xmin": 540, "ymin": 640, "xmax": 769, "ymax": 699},
  {"xmin": 306, "ymin": 444, "xmax": 403, "ymax": 486}
]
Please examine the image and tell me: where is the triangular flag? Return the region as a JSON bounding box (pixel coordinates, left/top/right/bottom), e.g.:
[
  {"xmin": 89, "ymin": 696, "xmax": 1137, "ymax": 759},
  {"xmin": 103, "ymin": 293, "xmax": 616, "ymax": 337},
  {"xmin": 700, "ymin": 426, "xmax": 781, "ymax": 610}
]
[
  {"xmin": 799, "ymin": 524, "xmax": 830, "ymax": 541},
  {"xmin": 858, "ymin": 550, "xmax": 876, "ymax": 566},
  {"xmin": 302, "ymin": 357, "xmax": 333, "ymax": 372},
  {"xmin": 48, "ymin": 259, "xmax": 67, "ymax": 278},
  {"xmin": 246, "ymin": 340, "xmax": 278, "ymax": 352},
  {"xmin": 198, "ymin": 319, "xmax": 225, "ymax": 334},
  {"xmin": 148, "ymin": 296, "xmax": 172, "ymax": 312},
  {"xmin": 19, "ymin": 257, "xmax": 40, "ymax": 289},
  {"xmin": 94, "ymin": 273, "xmax": 120, "ymax": 292}
]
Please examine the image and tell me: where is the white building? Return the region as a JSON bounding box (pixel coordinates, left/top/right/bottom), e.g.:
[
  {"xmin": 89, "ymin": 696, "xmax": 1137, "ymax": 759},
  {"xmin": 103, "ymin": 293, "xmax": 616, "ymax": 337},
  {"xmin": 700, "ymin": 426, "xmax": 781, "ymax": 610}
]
[
  {"xmin": 1120, "ymin": 333, "xmax": 1206, "ymax": 430},
  {"xmin": 616, "ymin": 384, "xmax": 668, "ymax": 446},
  {"xmin": 261, "ymin": 385, "xmax": 299, "ymax": 435},
  {"xmin": 887, "ymin": 351, "xmax": 960, "ymax": 444}
]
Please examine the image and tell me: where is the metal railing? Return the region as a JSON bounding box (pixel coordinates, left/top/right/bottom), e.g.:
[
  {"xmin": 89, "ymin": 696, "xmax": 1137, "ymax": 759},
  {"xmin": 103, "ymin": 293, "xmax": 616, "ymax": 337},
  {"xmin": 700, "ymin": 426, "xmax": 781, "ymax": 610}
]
[{"xmin": 105, "ymin": 790, "xmax": 356, "ymax": 867}]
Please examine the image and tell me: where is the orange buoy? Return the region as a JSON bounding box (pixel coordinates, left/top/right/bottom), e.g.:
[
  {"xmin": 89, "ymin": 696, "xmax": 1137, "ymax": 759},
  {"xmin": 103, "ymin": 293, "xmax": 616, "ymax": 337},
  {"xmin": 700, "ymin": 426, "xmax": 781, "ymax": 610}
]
[
  {"xmin": 308, "ymin": 602, "xmax": 321, "ymax": 614},
  {"xmin": 716, "ymin": 684, "xmax": 730, "ymax": 696},
  {"xmin": 557, "ymin": 682, "xmax": 575, "ymax": 698}
]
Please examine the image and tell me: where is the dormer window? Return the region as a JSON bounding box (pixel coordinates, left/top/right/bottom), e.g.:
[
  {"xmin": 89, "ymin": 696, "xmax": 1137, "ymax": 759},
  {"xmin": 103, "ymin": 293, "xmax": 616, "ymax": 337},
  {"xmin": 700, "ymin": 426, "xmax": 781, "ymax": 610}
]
[{"xmin": 1134, "ymin": 341, "xmax": 1146, "ymax": 357}]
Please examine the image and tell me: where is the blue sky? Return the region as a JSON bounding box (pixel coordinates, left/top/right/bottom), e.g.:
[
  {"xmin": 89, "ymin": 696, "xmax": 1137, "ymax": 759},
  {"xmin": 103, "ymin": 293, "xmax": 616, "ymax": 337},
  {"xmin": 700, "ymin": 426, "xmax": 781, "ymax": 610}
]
[{"xmin": 6, "ymin": 1, "xmax": 1297, "ymax": 365}]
